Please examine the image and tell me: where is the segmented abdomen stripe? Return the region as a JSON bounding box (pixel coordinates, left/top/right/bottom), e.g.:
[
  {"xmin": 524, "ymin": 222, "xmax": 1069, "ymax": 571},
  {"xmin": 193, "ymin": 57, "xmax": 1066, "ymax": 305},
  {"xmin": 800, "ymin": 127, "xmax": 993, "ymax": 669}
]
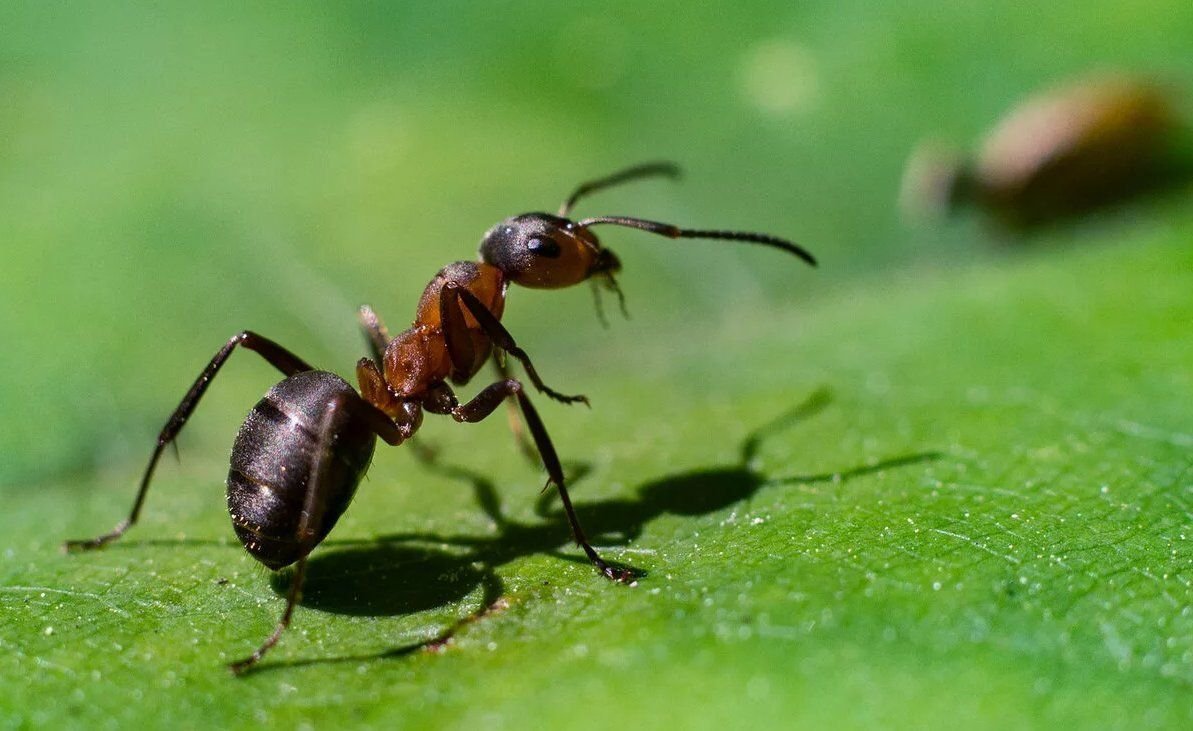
[{"xmin": 253, "ymin": 397, "xmax": 319, "ymax": 440}]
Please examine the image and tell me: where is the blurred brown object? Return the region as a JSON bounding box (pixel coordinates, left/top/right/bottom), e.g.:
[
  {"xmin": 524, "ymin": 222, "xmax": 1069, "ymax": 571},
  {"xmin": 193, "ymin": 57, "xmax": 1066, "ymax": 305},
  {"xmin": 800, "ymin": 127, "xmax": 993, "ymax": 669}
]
[{"xmin": 901, "ymin": 75, "xmax": 1190, "ymax": 230}]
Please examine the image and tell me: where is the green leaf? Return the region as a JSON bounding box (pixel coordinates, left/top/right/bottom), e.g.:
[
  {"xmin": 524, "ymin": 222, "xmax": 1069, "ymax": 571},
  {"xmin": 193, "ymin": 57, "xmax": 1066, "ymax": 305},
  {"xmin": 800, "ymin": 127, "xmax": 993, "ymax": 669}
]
[
  {"xmin": 4, "ymin": 229, "xmax": 1190, "ymax": 729},
  {"xmin": 4, "ymin": 3, "xmax": 1193, "ymax": 730}
]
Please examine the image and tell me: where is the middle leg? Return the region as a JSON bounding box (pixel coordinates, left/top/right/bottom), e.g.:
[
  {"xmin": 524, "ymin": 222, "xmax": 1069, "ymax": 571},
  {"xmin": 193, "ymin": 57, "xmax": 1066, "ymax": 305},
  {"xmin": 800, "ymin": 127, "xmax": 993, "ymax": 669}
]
[{"xmin": 444, "ymin": 379, "xmax": 634, "ymax": 583}]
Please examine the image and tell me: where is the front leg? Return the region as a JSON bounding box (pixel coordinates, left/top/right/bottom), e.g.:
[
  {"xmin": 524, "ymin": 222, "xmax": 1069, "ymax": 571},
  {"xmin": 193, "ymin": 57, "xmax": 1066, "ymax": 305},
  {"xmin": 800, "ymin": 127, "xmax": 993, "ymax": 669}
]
[
  {"xmin": 441, "ymin": 379, "xmax": 634, "ymax": 583},
  {"xmin": 441, "ymin": 282, "xmax": 589, "ymax": 407}
]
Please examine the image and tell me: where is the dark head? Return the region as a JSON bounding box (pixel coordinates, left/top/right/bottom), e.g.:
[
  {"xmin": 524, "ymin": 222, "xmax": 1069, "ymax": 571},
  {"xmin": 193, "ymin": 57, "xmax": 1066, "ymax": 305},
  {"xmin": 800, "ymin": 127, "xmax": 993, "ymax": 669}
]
[
  {"xmin": 478, "ymin": 163, "xmax": 815, "ymax": 316},
  {"xmin": 479, "ymin": 212, "xmax": 618, "ymax": 289}
]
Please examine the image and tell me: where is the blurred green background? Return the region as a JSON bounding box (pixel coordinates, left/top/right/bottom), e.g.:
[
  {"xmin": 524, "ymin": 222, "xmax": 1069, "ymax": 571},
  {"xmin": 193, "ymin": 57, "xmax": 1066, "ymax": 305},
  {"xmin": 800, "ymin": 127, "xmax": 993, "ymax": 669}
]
[{"xmin": 1, "ymin": 2, "xmax": 1191, "ymax": 729}]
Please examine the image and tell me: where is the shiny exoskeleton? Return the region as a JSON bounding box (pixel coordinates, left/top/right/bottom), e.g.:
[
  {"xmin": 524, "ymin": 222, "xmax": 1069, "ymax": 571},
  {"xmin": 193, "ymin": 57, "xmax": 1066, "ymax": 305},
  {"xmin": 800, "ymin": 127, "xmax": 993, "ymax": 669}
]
[
  {"xmin": 64, "ymin": 162, "xmax": 816, "ymax": 674},
  {"xmin": 227, "ymin": 371, "xmax": 376, "ymax": 570}
]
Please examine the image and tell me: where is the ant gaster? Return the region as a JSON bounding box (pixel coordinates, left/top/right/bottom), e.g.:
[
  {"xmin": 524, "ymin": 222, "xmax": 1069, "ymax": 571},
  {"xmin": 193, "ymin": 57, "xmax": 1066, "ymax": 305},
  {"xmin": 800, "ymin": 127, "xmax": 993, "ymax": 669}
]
[{"xmin": 64, "ymin": 162, "xmax": 817, "ymax": 674}]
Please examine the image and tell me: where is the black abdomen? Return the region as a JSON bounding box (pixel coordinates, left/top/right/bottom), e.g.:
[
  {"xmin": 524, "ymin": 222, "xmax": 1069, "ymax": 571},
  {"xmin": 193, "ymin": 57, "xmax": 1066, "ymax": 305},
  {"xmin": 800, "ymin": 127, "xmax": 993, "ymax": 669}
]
[{"xmin": 226, "ymin": 371, "xmax": 376, "ymax": 570}]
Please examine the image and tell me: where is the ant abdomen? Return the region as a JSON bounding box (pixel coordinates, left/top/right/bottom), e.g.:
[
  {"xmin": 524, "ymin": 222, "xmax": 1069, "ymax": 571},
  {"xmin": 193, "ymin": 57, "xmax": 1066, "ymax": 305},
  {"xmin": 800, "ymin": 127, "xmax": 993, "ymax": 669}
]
[{"xmin": 227, "ymin": 371, "xmax": 376, "ymax": 570}]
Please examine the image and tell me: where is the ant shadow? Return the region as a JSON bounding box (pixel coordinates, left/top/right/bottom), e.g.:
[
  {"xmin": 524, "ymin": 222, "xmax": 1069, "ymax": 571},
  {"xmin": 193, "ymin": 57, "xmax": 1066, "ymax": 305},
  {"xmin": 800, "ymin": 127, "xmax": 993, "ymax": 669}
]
[{"xmin": 258, "ymin": 386, "xmax": 940, "ymax": 672}]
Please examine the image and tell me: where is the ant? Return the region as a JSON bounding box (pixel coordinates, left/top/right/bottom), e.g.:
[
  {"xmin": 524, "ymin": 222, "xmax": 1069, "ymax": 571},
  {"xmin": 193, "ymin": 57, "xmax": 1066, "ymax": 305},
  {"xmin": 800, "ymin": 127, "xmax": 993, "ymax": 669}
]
[{"xmin": 64, "ymin": 162, "xmax": 817, "ymax": 674}]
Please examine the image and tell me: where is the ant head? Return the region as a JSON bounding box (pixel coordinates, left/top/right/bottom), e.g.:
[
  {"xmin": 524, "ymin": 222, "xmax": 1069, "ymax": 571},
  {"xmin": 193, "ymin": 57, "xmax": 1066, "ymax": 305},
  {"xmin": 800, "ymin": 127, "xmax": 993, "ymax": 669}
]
[{"xmin": 479, "ymin": 213, "xmax": 616, "ymax": 289}]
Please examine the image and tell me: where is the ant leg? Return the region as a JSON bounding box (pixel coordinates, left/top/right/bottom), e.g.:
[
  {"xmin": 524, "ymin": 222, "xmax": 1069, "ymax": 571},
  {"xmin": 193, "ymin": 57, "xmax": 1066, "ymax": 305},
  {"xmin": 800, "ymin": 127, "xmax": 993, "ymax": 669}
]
[
  {"xmin": 64, "ymin": 331, "xmax": 315, "ymax": 552},
  {"xmin": 229, "ymin": 555, "xmax": 307, "ymax": 675},
  {"xmin": 443, "ymin": 282, "xmax": 589, "ymax": 407},
  {"xmin": 450, "ymin": 379, "xmax": 634, "ymax": 583},
  {"xmin": 358, "ymin": 305, "xmax": 390, "ymax": 365},
  {"xmin": 230, "ymin": 391, "xmax": 406, "ymax": 674},
  {"xmin": 438, "ymin": 282, "xmax": 477, "ymax": 382},
  {"xmin": 493, "ymin": 355, "xmax": 538, "ymax": 463}
]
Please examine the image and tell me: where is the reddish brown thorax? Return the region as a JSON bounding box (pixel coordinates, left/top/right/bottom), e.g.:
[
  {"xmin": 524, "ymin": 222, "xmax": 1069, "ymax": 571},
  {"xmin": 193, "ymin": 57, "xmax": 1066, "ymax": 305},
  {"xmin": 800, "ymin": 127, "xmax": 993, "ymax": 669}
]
[{"xmin": 377, "ymin": 261, "xmax": 507, "ymax": 400}]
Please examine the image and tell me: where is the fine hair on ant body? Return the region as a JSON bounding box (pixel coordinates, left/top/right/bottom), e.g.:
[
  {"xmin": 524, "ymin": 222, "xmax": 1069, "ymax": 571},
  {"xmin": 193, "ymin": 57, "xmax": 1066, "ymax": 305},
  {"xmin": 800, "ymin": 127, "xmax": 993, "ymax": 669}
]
[{"xmin": 64, "ymin": 162, "xmax": 817, "ymax": 674}]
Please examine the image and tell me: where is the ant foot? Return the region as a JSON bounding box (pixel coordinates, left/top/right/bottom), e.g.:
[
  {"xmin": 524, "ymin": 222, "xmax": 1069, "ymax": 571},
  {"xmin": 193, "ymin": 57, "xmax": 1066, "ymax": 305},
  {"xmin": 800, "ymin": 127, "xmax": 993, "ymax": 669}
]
[
  {"xmin": 63, "ymin": 539, "xmax": 100, "ymax": 553},
  {"xmin": 227, "ymin": 656, "xmax": 258, "ymax": 676},
  {"xmin": 62, "ymin": 521, "xmax": 130, "ymax": 553},
  {"xmin": 543, "ymin": 388, "xmax": 590, "ymax": 407},
  {"xmin": 599, "ymin": 563, "xmax": 640, "ymax": 585}
]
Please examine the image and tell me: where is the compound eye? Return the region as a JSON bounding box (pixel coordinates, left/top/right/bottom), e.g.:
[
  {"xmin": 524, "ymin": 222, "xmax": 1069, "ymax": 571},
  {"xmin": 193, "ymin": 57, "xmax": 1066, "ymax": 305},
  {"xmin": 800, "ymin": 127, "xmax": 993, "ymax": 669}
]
[{"xmin": 526, "ymin": 237, "xmax": 561, "ymax": 258}]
